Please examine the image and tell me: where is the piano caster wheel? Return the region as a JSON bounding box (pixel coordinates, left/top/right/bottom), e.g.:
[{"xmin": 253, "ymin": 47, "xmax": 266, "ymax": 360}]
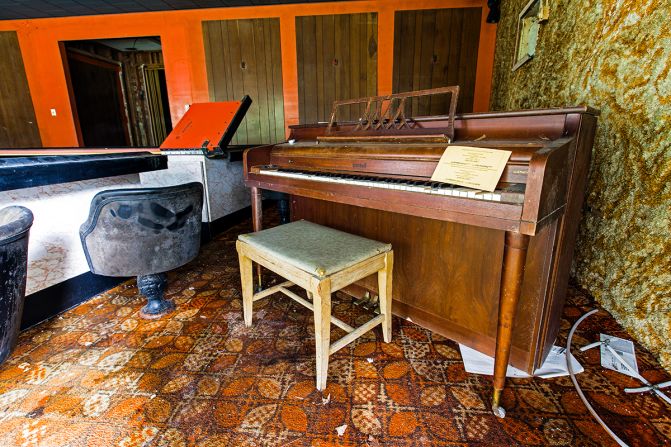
[{"xmin": 492, "ymin": 405, "xmax": 506, "ymax": 418}]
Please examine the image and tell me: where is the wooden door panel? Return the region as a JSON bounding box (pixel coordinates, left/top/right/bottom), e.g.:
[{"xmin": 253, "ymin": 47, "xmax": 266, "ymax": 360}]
[
  {"xmin": 203, "ymin": 18, "xmax": 285, "ymax": 145},
  {"xmin": 0, "ymin": 31, "xmax": 41, "ymax": 148},
  {"xmin": 296, "ymin": 13, "xmax": 377, "ymax": 124},
  {"xmin": 393, "ymin": 8, "xmax": 481, "ymax": 114}
]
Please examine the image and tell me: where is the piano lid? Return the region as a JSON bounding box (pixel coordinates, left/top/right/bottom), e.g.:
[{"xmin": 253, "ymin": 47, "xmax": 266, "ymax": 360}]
[
  {"xmin": 272, "ymin": 139, "xmax": 546, "ymax": 164},
  {"xmin": 160, "ymin": 96, "xmax": 252, "ymax": 158}
]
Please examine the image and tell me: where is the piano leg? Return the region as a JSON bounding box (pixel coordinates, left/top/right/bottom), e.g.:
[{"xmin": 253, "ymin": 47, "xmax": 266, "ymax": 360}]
[
  {"xmin": 251, "ymin": 187, "xmax": 263, "ymax": 291},
  {"xmin": 492, "ymin": 231, "xmax": 530, "ymax": 418}
]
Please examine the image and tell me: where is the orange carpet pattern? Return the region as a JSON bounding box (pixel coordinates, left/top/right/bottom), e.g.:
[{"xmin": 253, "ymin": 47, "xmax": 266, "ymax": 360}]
[{"xmin": 0, "ymin": 217, "xmax": 669, "ymax": 446}]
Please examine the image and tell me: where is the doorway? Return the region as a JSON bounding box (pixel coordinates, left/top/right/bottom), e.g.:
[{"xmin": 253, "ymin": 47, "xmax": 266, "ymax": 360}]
[{"xmin": 62, "ymin": 37, "xmax": 172, "ymax": 148}]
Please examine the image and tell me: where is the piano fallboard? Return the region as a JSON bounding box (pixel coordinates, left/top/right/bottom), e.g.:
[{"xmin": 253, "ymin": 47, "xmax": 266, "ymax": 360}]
[{"xmin": 269, "ymin": 140, "xmax": 545, "ymax": 185}]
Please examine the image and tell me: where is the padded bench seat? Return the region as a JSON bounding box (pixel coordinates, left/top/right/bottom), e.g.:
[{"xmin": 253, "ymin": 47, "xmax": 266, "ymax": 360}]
[{"xmin": 236, "ymin": 220, "xmax": 393, "ymax": 390}]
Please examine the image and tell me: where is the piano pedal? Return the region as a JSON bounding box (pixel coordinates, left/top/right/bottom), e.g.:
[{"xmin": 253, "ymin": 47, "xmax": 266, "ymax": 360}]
[
  {"xmin": 353, "ymin": 292, "xmax": 381, "ymax": 314},
  {"xmin": 366, "ymin": 294, "xmax": 380, "ymax": 312},
  {"xmin": 353, "ymin": 291, "xmax": 371, "ymax": 308}
]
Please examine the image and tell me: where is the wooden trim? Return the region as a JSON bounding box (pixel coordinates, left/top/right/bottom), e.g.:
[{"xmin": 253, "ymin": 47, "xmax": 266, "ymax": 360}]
[
  {"xmin": 278, "ymin": 286, "xmax": 356, "ymax": 333},
  {"xmin": 473, "ymin": 7, "xmax": 497, "ymax": 112},
  {"xmin": 60, "ymin": 43, "xmax": 84, "ymax": 146},
  {"xmin": 252, "ymin": 280, "xmax": 293, "ymax": 301},
  {"xmin": 330, "ymin": 252, "xmax": 386, "ymax": 291},
  {"xmin": 280, "ymin": 13, "xmax": 299, "ymax": 134},
  {"xmin": 377, "ymin": 8, "xmax": 395, "ymax": 96},
  {"xmin": 329, "ymin": 314, "xmax": 384, "ymax": 354},
  {"xmin": 237, "ymin": 240, "xmax": 312, "ymax": 289},
  {"xmin": 66, "ymin": 49, "xmax": 121, "ymax": 69}
]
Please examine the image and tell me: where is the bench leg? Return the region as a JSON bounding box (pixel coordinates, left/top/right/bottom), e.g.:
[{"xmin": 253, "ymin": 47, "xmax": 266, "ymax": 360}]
[
  {"xmin": 238, "ymin": 251, "xmax": 254, "ymax": 327},
  {"xmin": 312, "ymin": 278, "xmax": 332, "ymax": 391},
  {"xmin": 378, "ymin": 251, "xmax": 393, "ymax": 343}
]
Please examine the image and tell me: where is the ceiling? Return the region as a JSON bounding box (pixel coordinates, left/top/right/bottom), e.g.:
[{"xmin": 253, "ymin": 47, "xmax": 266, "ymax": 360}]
[{"xmin": 0, "ymin": 0, "xmax": 341, "ymax": 21}]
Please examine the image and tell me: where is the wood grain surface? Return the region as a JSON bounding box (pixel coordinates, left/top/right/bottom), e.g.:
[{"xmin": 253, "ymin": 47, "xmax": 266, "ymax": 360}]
[
  {"xmin": 203, "ymin": 18, "xmax": 285, "ymax": 145},
  {"xmin": 296, "ymin": 13, "xmax": 378, "ymax": 123},
  {"xmin": 392, "ymin": 8, "xmax": 481, "ymax": 115},
  {"xmin": 0, "ymin": 31, "xmax": 41, "ymax": 148}
]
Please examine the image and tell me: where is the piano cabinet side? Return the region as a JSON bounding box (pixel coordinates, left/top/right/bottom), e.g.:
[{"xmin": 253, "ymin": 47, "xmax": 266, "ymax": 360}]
[
  {"xmin": 290, "ymin": 196, "xmax": 560, "ymax": 374},
  {"xmin": 534, "ymin": 113, "xmax": 599, "ymax": 364},
  {"xmin": 520, "ymin": 137, "xmax": 574, "ymax": 234},
  {"xmin": 243, "ymin": 145, "xmax": 274, "ymax": 181}
]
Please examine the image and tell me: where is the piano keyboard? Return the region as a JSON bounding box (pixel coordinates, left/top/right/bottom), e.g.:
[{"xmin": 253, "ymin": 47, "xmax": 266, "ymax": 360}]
[{"xmin": 257, "ymin": 168, "xmax": 525, "ymax": 203}]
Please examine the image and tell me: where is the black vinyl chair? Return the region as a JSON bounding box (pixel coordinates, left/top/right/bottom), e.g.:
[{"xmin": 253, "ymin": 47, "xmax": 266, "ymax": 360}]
[
  {"xmin": 80, "ymin": 182, "xmax": 203, "ymax": 318},
  {"xmin": 0, "ymin": 206, "xmax": 33, "ymax": 363}
]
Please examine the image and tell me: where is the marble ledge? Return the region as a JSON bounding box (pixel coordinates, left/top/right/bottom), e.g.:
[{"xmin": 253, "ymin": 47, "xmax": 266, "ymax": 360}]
[{"xmin": 0, "ymin": 152, "xmax": 167, "ymax": 192}]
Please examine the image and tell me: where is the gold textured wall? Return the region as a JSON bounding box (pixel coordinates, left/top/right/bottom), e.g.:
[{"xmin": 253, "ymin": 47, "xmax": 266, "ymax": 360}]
[{"xmin": 490, "ymin": 1, "xmax": 671, "ymax": 372}]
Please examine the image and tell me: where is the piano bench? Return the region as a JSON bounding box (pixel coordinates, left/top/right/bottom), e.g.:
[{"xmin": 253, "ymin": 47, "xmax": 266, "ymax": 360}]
[{"xmin": 236, "ymin": 220, "xmax": 393, "ymax": 391}]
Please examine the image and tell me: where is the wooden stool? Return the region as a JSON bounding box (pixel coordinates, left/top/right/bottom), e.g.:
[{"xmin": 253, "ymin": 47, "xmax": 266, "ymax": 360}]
[{"xmin": 236, "ymin": 220, "xmax": 393, "ymax": 390}]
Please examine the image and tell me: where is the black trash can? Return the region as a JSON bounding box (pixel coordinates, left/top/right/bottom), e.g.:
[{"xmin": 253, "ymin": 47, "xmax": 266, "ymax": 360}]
[{"xmin": 0, "ymin": 206, "xmax": 33, "ymax": 363}]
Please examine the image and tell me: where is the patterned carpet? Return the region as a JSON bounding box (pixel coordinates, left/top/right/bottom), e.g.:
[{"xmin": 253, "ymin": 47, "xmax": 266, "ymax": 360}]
[{"xmin": 0, "ymin": 215, "xmax": 669, "ymax": 446}]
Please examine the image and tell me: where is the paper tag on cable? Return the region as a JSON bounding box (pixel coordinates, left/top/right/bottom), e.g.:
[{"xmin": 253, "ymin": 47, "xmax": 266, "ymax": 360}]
[
  {"xmin": 599, "ymin": 334, "xmax": 639, "ymax": 378},
  {"xmin": 431, "ymin": 146, "xmax": 512, "ymax": 192}
]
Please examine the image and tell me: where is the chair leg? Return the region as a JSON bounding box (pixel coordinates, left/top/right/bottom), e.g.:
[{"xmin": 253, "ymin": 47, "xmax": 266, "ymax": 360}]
[
  {"xmin": 378, "ymin": 251, "xmax": 393, "ymax": 343},
  {"xmin": 238, "ymin": 251, "xmax": 254, "ymax": 327},
  {"xmin": 312, "ymin": 278, "xmax": 332, "ymax": 391},
  {"xmin": 138, "ymin": 272, "xmax": 174, "ymax": 319}
]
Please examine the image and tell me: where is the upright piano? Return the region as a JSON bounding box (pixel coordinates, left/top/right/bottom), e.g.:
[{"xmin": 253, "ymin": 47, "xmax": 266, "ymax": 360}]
[{"xmin": 243, "ymin": 87, "xmax": 598, "ymax": 416}]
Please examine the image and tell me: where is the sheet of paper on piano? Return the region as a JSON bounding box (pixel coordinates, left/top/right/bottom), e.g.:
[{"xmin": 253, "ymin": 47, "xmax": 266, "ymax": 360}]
[
  {"xmin": 430, "ymin": 145, "xmax": 512, "ymax": 192},
  {"xmin": 459, "ymin": 344, "xmax": 584, "ymax": 379}
]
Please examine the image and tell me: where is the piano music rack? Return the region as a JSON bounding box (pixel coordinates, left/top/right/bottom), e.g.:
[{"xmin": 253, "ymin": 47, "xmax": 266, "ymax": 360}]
[{"xmin": 326, "ymin": 86, "xmax": 460, "ymax": 142}]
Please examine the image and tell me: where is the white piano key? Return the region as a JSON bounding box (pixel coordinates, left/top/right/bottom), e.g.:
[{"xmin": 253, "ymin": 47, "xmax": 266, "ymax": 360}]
[
  {"xmin": 257, "ymin": 169, "xmax": 514, "ymax": 204},
  {"xmin": 453, "ymin": 188, "xmax": 467, "ymax": 197}
]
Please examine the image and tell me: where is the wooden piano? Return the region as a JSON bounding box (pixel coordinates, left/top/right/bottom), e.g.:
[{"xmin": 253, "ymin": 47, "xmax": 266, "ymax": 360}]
[{"xmin": 243, "ymin": 87, "xmax": 598, "ymax": 416}]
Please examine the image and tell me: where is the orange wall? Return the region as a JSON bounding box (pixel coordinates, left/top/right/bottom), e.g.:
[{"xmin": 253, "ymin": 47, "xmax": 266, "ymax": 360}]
[{"xmin": 0, "ymin": 0, "xmax": 496, "ymax": 147}]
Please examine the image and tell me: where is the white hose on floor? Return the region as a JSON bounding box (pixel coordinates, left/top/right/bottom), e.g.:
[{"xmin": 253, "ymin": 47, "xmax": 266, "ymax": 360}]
[
  {"xmin": 593, "ymin": 344, "xmax": 671, "ymax": 406},
  {"xmin": 565, "ymin": 309, "xmax": 629, "ymax": 447}
]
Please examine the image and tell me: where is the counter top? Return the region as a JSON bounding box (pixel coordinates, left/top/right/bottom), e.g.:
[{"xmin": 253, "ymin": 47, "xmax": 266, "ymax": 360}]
[{"xmin": 0, "ymin": 151, "xmax": 168, "ymax": 192}]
